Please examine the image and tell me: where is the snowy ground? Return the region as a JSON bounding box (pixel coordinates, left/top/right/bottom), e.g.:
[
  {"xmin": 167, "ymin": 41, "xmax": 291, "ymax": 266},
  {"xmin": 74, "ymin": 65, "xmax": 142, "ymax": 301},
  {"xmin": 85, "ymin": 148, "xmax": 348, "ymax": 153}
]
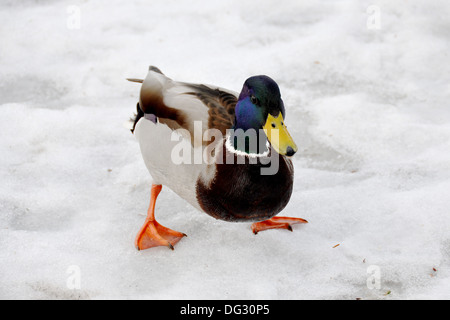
[{"xmin": 1, "ymin": 0, "xmax": 450, "ymax": 300}]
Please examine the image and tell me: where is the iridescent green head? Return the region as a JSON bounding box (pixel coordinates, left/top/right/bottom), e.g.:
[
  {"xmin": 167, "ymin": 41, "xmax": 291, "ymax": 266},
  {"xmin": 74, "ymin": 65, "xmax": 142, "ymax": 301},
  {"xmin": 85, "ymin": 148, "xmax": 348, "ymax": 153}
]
[{"xmin": 232, "ymin": 75, "xmax": 297, "ymax": 156}]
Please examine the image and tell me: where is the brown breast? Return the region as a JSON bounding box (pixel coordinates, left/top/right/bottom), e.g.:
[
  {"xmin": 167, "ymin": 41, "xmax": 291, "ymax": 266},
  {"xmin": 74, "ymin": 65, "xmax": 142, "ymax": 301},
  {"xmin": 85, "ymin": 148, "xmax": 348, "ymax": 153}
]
[{"xmin": 196, "ymin": 143, "xmax": 294, "ymax": 222}]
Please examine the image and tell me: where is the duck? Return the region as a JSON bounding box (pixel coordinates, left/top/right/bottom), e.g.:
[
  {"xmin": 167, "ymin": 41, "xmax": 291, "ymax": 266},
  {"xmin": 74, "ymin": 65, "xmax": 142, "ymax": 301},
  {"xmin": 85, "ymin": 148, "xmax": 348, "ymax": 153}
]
[{"xmin": 127, "ymin": 66, "xmax": 307, "ymax": 250}]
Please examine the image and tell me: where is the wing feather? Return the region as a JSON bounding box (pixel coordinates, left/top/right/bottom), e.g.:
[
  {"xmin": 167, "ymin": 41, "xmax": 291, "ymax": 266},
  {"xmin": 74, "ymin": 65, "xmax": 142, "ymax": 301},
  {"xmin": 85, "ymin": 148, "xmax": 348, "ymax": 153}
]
[
  {"xmin": 183, "ymin": 83, "xmax": 238, "ymax": 134},
  {"xmin": 136, "ymin": 68, "xmax": 238, "ymax": 145}
]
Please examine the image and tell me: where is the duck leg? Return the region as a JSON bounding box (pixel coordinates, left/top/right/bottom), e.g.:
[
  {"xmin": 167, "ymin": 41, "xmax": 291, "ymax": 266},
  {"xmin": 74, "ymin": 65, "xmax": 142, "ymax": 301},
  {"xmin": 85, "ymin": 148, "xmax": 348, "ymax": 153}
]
[
  {"xmin": 135, "ymin": 184, "xmax": 186, "ymax": 250},
  {"xmin": 251, "ymin": 216, "xmax": 308, "ymax": 235}
]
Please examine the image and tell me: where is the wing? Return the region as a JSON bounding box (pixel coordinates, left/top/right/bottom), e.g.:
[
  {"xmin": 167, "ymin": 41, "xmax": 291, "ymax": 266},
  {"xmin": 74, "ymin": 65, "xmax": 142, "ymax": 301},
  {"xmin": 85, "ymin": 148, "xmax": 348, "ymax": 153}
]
[
  {"xmin": 183, "ymin": 84, "xmax": 238, "ymax": 135},
  {"xmin": 135, "ymin": 67, "xmax": 238, "ymax": 145}
]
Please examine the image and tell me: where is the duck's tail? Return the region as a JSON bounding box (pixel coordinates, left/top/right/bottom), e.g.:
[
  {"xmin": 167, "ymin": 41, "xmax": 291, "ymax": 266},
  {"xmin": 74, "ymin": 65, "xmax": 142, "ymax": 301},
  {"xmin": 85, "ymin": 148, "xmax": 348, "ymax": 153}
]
[
  {"xmin": 126, "ymin": 66, "xmax": 164, "ymax": 133},
  {"xmin": 127, "ymin": 102, "xmax": 145, "ymax": 134},
  {"xmin": 124, "ymin": 102, "xmax": 144, "ymax": 133},
  {"xmin": 126, "ymin": 78, "xmax": 144, "ymax": 83},
  {"xmin": 126, "ymin": 66, "xmax": 164, "ymax": 84}
]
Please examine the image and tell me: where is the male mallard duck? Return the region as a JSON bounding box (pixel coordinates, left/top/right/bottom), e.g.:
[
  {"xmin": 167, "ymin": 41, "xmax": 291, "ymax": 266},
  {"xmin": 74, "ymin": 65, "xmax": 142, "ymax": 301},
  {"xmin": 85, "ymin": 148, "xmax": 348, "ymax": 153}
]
[{"xmin": 128, "ymin": 66, "xmax": 307, "ymax": 250}]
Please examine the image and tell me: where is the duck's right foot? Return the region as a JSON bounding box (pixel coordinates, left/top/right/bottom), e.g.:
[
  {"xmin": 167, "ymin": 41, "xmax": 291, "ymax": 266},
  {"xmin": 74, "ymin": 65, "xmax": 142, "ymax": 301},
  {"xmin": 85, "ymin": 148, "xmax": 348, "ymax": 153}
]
[{"xmin": 135, "ymin": 219, "xmax": 186, "ymax": 251}]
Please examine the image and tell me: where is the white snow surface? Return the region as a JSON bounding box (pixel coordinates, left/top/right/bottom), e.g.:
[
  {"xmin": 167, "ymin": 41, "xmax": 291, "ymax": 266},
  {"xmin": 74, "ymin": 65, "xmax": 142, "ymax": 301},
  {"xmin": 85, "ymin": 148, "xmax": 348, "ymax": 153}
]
[{"xmin": 1, "ymin": 0, "xmax": 450, "ymax": 300}]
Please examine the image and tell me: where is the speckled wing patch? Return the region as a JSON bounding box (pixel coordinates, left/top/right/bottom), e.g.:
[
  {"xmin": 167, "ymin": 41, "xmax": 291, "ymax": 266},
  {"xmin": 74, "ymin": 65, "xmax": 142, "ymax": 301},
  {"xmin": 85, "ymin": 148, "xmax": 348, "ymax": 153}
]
[{"xmin": 184, "ymin": 84, "xmax": 237, "ymax": 135}]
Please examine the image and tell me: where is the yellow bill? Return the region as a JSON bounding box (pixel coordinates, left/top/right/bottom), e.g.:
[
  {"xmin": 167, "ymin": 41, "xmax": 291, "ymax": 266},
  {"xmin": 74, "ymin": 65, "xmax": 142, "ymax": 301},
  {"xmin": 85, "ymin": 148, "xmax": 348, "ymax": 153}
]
[{"xmin": 263, "ymin": 113, "xmax": 298, "ymax": 156}]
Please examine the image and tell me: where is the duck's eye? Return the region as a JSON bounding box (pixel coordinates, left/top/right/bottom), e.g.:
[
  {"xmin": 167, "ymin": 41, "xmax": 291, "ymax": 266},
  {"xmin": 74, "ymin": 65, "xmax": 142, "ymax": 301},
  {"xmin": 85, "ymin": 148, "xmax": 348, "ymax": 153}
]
[
  {"xmin": 271, "ymin": 123, "xmax": 276, "ymax": 128},
  {"xmin": 281, "ymin": 122, "xmax": 284, "ymax": 126},
  {"xmin": 250, "ymin": 95, "xmax": 258, "ymax": 105}
]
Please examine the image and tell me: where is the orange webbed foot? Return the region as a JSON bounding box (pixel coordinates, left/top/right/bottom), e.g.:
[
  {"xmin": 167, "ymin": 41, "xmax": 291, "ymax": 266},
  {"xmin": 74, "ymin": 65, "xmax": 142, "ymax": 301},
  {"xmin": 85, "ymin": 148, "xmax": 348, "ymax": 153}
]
[
  {"xmin": 135, "ymin": 219, "xmax": 186, "ymax": 250},
  {"xmin": 251, "ymin": 216, "xmax": 308, "ymax": 235},
  {"xmin": 135, "ymin": 184, "xmax": 186, "ymax": 251}
]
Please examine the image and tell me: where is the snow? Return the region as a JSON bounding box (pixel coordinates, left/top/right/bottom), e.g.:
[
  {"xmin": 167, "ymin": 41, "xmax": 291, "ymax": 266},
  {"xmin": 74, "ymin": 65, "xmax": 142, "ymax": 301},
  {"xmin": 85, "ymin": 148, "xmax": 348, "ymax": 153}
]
[{"xmin": 1, "ymin": 0, "xmax": 450, "ymax": 300}]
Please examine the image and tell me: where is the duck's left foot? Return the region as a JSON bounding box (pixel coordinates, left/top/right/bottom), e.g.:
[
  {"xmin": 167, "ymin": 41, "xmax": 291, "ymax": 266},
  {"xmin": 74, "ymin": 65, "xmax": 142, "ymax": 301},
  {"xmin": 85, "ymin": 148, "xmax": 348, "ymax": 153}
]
[{"xmin": 251, "ymin": 216, "xmax": 308, "ymax": 235}]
